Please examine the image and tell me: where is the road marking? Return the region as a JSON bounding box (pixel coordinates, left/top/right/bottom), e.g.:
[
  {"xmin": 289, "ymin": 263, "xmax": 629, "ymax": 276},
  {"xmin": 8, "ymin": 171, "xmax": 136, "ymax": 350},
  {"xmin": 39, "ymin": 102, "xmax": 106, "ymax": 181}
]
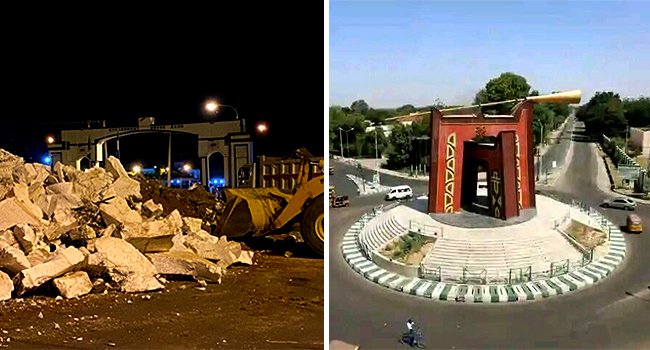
[
  {"xmin": 421, "ymin": 282, "xmax": 437, "ymax": 297},
  {"xmin": 439, "ymin": 284, "xmax": 454, "ymax": 300},
  {"xmin": 575, "ymin": 269, "xmax": 599, "ymax": 283},
  {"xmin": 404, "ymin": 279, "xmax": 424, "ymax": 294},
  {"xmin": 519, "ymin": 284, "xmax": 536, "ymax": 300},
  {"xmin": 512, "ymin": 285, "xmax": 529, "ymax": 301},
  {"xmin": 377, "ymin": 272, "xmax": 398, "ymax": 285},
  {"xmin": 556, "ymin": 276, "xmax": 578, "ymax": 291},
  {"xmin": 564, "ymin": 273, "xmax": 587, "ymax": 288},
  {"xmin": 367, "ymin": 268, "xmax": 385, "ymax": 281},
  {"xmin": 546, "ymin": 278, "xmax": 567, "ymax": 294},
  {"xmin": 430, "ymin": 283, "xmax": 446, "ymax": 299}
]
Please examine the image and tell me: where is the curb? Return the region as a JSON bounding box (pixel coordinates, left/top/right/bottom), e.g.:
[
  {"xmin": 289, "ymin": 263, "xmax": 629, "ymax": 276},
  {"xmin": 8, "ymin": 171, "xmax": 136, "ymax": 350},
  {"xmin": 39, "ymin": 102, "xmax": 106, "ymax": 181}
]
[{"xmin": 341, "ymin": 207, "xmax": 626, "ymax": 303}]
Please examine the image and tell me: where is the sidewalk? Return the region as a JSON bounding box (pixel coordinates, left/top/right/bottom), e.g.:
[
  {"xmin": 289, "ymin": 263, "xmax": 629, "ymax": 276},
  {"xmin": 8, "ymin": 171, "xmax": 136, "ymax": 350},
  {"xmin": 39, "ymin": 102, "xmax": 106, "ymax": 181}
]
[
  {"xmin": 339, "ymin": 116, "xmax": 572, "ymax": 182},
  {"xmin": 592, "ymin": 143, "xmax": 650, "ymax": 204}
]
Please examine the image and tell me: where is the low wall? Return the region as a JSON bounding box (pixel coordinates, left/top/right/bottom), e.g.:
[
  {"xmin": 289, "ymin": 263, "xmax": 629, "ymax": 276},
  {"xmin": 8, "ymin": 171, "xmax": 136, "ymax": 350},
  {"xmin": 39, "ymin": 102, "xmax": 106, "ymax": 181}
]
[{"xmin": 372, "ymin": 250, "xmax": 420, "ymax": 278}]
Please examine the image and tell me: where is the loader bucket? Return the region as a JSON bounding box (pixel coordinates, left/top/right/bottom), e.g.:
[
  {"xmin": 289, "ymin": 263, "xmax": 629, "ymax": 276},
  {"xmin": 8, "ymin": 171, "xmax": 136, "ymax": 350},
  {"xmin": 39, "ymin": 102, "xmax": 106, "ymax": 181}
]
[{"xmin": 217, "ymin": 188, "xmax": 294, "ymax": 237}]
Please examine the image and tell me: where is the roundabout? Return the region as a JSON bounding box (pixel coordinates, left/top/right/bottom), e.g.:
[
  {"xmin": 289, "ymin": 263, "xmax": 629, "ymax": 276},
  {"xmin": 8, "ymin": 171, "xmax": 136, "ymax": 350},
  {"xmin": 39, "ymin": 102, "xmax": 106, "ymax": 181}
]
[
  {"xmin": 330, "ymin": 121, "xmax": 650, "ymax": 349},
  {"xmin": 341, "ymin": 194, "xmax": 626, "ymax": 303}
]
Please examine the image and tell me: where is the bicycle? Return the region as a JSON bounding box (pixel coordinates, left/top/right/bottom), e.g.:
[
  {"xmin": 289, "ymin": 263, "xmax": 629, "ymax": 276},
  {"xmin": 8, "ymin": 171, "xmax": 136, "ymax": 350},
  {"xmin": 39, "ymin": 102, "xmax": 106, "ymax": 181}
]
[{"xmin": 399, "ymin": 329, "xmax": 425, "ymax": 348}]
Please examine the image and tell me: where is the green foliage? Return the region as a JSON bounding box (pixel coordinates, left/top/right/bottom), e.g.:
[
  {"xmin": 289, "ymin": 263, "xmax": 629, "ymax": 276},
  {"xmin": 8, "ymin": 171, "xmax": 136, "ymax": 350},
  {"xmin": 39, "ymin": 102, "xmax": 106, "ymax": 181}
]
[
  {"xmin": 474, "ymin": 72, "xmax": 531, "ymax": 114},
  {"xmin": 350, "ymin": 99, "xmax": 369, "ymax": 114},
  {"xmin": 576, "ymin": 92, "xmax": 627, "ymax": 137},
  {"xmin": 624, "ymin": 97, "xmax": 650, "ymax": 128},
  {"xmin": 396, "ymin": 104, "xmax": 416, "ymax": 114},
  {"xmin": 385, "ymin": 124, "xmax": 414, "ymax": 169}
]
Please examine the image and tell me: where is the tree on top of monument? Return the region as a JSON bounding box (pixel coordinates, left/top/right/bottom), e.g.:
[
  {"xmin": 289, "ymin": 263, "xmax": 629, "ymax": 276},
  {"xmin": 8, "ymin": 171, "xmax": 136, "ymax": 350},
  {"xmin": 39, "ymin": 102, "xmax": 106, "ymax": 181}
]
[{"xmin": 474, "ymin": 72, "xmax": 531, "ymax": 115}]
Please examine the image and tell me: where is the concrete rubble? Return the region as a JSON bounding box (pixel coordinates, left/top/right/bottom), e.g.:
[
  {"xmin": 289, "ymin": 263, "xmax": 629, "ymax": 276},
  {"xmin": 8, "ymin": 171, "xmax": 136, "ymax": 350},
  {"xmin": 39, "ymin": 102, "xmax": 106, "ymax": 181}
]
[{"xmin": 0, "ymin": 150, "xmax": 254, "ymax": 301}]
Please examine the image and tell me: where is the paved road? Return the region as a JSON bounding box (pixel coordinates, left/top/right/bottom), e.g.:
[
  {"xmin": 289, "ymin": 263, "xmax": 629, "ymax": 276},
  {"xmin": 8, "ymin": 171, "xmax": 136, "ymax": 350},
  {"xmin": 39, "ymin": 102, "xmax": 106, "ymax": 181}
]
[
  {"xmin": 329, "ymin": 124, "xmax": 650, "ymax": 349},
  {"xmin": 536, "ymin": 116, "xmax": 575, "ymax": 179}
]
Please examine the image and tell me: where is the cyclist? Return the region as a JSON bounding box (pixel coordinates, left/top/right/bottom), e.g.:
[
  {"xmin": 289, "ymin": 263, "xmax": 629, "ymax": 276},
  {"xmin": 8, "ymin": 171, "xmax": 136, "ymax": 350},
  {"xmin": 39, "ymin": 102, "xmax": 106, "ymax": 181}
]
[{"xmin": 406, "ymin": 319, "xmax": 417, "ymax": 346}]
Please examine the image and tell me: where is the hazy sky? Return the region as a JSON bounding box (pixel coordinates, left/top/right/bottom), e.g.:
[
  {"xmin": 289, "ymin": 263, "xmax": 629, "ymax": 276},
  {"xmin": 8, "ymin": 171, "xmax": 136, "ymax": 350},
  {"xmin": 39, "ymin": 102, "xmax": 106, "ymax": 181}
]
[{"xmin": 330, "ymin": 0, "xmax": 649, "ymax": 108}]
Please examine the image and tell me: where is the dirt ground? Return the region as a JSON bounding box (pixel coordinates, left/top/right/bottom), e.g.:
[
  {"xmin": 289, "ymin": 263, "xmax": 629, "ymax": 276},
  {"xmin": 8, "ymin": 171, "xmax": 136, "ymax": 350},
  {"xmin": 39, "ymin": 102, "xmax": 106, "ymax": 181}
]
[{"xmin": 0, "ymin": 252, "xmax": 323, "ymax": 350}]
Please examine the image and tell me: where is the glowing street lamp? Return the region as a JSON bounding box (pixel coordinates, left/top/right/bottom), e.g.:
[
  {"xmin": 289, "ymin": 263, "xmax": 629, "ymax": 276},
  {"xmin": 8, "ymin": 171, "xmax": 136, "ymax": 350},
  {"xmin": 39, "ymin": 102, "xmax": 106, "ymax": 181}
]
[
  {"xmin": 46, "ymin": 135, "xmax": 55, "ymax": 144},
  {"xmin": 131, "ymin": 164, "xmax": 142, "ymax": 174},
  {"xmin": 256, "ymin": 122, "xmax": 268, "ymax": 134},
  {"xmin": 204, "ymin": 99, "xmax": 239, "ymax": 119},
  {"xmin": 183, "ymin": 163, "xmax": 192, "ymax": 172}
]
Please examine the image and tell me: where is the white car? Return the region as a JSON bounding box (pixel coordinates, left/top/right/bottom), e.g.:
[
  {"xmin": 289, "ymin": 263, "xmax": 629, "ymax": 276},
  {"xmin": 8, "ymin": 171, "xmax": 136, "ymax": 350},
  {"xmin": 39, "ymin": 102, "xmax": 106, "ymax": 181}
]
[
  {"xmin": 385, "ymin": 185, "xmax": 413, "ymax": 201},
  {"xmin": 602, "ymin": 197, "xmax": 636, "ymax": 210}
]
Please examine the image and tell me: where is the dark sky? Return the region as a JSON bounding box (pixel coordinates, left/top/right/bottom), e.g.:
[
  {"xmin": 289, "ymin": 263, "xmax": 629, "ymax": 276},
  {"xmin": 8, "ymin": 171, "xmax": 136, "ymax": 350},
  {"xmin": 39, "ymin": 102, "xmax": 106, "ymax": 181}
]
[{"xmin": 1, "ymin": 4, "xmax": 325, "ymax": 163}]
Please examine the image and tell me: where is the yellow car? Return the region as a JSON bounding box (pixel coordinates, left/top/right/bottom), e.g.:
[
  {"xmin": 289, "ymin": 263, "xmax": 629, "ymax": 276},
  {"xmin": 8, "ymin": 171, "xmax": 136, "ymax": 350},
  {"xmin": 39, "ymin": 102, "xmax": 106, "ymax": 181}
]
[{"xmin": 626, "ymin": 214, "xmax": 643, "ymax": 233}]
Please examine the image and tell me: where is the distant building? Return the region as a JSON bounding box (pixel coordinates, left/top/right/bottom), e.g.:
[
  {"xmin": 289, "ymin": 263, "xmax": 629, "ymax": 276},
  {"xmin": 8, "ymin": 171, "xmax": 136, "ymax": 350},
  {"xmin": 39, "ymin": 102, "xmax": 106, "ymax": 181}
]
[{"xmin": 629, "ymin": 127, "xmax": 650, "ymax": 156}]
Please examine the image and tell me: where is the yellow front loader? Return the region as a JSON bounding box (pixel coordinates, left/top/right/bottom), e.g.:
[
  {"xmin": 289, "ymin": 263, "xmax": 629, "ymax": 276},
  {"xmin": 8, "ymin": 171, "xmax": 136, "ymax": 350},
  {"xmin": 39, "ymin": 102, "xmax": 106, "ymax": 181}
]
[{"xmin": 217, "ymin": 149, "xmax": 325, "ymax": 256}]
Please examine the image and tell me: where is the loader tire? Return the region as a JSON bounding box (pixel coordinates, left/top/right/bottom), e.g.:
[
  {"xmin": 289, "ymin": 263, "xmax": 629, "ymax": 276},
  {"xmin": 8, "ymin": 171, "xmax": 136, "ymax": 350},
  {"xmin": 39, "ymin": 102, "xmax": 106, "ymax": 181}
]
[{"xmin": 302, "ymin": 194, "xmax": 324, "ymax": 256}]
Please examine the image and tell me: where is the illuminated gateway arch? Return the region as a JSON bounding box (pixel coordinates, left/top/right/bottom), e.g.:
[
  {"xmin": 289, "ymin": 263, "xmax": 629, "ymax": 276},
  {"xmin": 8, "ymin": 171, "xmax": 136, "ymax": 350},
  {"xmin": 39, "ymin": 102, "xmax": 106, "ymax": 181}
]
[{"xmin": 46, "ymin": 117, "xmax": 253, "ymax": 187}]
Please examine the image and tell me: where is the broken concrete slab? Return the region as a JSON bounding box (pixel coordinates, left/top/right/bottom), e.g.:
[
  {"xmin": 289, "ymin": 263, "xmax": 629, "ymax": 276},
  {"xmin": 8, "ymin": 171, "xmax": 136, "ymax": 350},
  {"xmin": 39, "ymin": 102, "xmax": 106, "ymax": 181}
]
[
  {"xmin": 8, "ymin": 183, "xmax": 46, "ymax": 222},
  {"xmin": 27, "ymin": 246, "xmax": 53, "ymax": 267},
  {"xmin": 44, "ymin": 208, "xmax": 79, "ymax": 241},
  {"xmin": 119, "ymin": 273, "xmax": 164, "ymax": 293},
  {"xmin": 12, "ymin": 246, "xmax": 86, "ymax": 296},
  {"xmin": 69, "ymin": 225, "xmax": 97, "ymax": 241},
  {"xmin": 147, "ymin": 251, "xmax": 223, "ymax": 283},
  {"xmin": 28, "ymin": 182, "xmax": 46, "ymax": 204},
  {"xmin": 31, "ymin": 163, "xmax": 51, "ymax": 184},
  {"xmin": 182, "ymin": 217, "xmax": 202, "ymax": 234},
  {"xmin": 71, "ymin": 168, "xmax": 113, "ymax": 202},
  {"xmin": 13, "ymin": 224, "xmax": 38, "ymax": 253},
  {"xmin": 169, "ymin": 234, "xmax": 191, "ymax": 253},
  {"xmin": 142, "ymin": 200, "xmax": 163, "ymax": 218},
  {"xmin": 0, "ymin": 230, "xmax": 18, "ymax": 247},
  {"xmin": 0, "ymin": 149, "xmax": 25, "ymax": 182},
  {"xmin": 99, "ymin": 224, "xmax": 116, "ymax": 238},
  {"xmin": 166, "ymin": 210, "xmax": 183, "ymax": 232},
  {"xmin": 0, "ymin": 271, "xmax": 13, "ymax": 301},
  {"xmin": 53, "ymin": 271, "xmax": 93, "ymax": 299},
  {"xmin": 92, "ymin": 236, "xmax": 157, "ymax": 282},
  {"xmin": 105, "ymin": 156, "xmax": 129, "ymax": 179},
  {"xmin": 0, "ymin": 197, "xmax": 46, "ymax": 231},
  {"xmin": 0, "ymin": 245, "xmax": 31, "ymax": 274},
  {"xmin": 110, "ymin": 176, "xmax": 142, "ymax": 200},
  {"xmin": 23, "ymin": 164, "xmax": 38, "ymax": 184},
  {"xmin": 236, "ymin": 250, "xmax": 254, "ymax": 266},
  {"xmin": 121, "ymin": 220, "xmax": 175, "ymax": 253},
  {"xmin": 41, "ymin": 193, "xmax": 84, "ymax": 217},
  {"xmin": 47, "ymin": 182, "xmax": 73, "ymax": 195},
  {"xmin": 99, "ymin": 196, "xmax": 143, "ymax": 228},
  {"xmin": 183, "ymin": 231, "xmax": 237, "ymax": 267}
]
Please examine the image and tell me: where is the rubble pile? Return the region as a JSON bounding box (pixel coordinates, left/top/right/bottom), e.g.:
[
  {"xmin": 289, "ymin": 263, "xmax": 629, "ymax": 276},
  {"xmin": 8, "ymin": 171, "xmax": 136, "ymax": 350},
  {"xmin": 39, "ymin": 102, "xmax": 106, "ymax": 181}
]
[
  {"xmin": 136, "ymin": 175, "xmax": 224, "ymax": 231},
  {"xmin": 0, "ymin": 150, "xmax": 253, "ymax": 301}
]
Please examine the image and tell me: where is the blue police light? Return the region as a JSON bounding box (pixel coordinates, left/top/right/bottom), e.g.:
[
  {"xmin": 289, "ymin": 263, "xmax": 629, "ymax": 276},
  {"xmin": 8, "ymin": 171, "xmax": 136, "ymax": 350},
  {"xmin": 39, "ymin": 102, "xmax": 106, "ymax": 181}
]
[{"xmin": 42, "ymin": 155, "xmax": 52, "ymax": 165}]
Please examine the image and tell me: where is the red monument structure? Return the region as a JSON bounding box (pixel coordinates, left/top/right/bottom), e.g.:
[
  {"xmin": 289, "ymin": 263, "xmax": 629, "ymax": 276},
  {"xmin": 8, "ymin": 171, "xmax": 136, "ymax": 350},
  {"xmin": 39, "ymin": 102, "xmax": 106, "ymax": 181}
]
[
  {"xmin": 384, "ymin": 90, "xmax": 580, "ymax": 221},
  {"xmin": 427, "ymin": 101, "xmax": 536, "ymax": 220}
]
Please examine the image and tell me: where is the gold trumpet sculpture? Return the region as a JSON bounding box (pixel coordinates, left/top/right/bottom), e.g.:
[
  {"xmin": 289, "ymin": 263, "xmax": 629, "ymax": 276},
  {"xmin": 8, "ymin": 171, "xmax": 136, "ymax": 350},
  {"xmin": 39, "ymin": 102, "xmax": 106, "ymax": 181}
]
[{"xmin": 389, "ymin": 90, "xmax": 582, "ymax": 119}]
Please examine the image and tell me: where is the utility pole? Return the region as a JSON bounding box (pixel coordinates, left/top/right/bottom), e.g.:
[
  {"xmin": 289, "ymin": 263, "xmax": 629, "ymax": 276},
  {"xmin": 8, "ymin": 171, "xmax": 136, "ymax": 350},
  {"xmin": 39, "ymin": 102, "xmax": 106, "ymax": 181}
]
[
  {"xmin": 625, "ymin": 125, "xmax": 629, "ymax": 154},
  {"xmin": 167, "ymin": 132, "xmax": 172, "ymax": 187},
  {"xmin": 374, "ymin": 125, "xmax": 380, "ymax": 184},
  {"xmin": 338, "ymin": 127, "xmax": 344, "ymax": 158}
]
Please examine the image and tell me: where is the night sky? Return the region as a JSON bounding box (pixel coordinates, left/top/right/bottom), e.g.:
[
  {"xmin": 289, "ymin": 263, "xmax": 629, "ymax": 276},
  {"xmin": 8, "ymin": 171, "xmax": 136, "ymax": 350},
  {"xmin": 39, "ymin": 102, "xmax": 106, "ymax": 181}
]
[{"xmin": 1, "ymin": 4, "xmax": 325, "ymax": 167}]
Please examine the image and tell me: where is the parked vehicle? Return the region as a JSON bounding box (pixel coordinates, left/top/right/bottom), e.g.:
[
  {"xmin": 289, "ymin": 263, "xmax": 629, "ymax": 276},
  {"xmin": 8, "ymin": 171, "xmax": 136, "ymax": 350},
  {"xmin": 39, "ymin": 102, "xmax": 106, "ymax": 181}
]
[
  {"xmin": 601, "ymin": 197, "xmax": 636, "ymax": 210},
  {"xmin": 329, "ymin": 186, "xmax": 349, "ymax": 208},
  {"xmin": 626, "ymin": 213, "xmax": 643, "ymax": 233},
  {"xmin": 385, "ymin": 185, "xmax": 413, "ymax": 201}
]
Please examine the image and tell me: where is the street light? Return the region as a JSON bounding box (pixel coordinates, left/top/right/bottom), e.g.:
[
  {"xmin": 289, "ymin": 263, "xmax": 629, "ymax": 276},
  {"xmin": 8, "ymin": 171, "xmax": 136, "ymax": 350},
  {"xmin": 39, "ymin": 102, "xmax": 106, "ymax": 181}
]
[
  {"xmin": 183, "ymin": 163, "xmax": 192, "ymax": 172},
  {"xmin": 131, "ymin": 164, "xmax": 142, "ymax": 174},
  {"xmin": 368, "ymin": 122, "xmax": 381, "ymax": 184},
  {"xmin": 256, "ymin": 122, "xmax": 268, "ymax": 134},
  {"xmin": 204, "ymin": 100, "xmax": 239, "ymax": 119},
  {"xmin": 337, "ymin": 127, "xmax": 353, "ymax": 158},
  {"xmin": 46, "ymin": 135, "xmax": 55, "ymax": 144}
]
